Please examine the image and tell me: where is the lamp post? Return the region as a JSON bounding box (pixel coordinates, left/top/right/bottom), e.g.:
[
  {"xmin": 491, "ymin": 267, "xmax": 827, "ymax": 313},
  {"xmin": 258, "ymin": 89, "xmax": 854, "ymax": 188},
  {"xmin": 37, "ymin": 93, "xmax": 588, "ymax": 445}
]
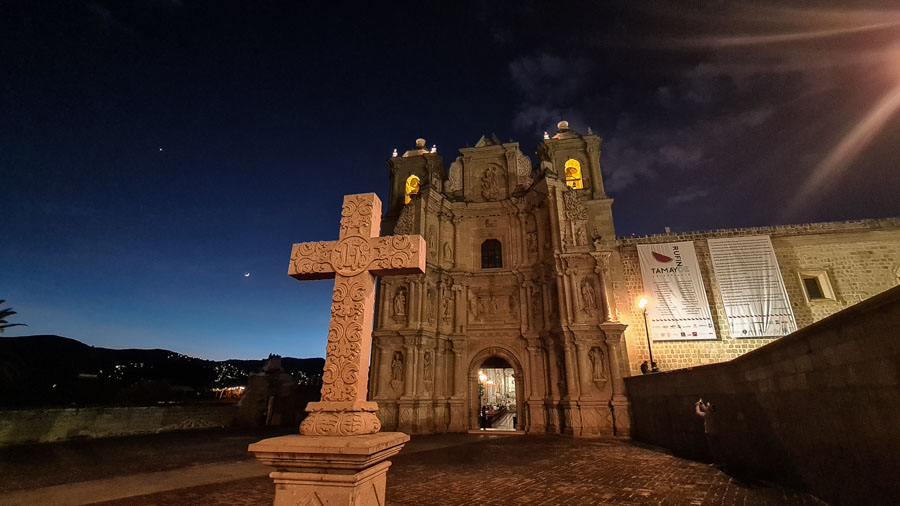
[{"xmin": 638, "ymin": 297, "xmax": 660, "ymax": 373}]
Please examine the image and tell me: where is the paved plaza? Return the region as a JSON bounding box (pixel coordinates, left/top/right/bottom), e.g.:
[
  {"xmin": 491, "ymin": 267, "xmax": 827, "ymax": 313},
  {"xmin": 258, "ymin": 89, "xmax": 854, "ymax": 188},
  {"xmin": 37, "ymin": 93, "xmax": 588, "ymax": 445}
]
[{"xmin": 0, "ymin": 428, "xmax": 824, "ymax": 505}]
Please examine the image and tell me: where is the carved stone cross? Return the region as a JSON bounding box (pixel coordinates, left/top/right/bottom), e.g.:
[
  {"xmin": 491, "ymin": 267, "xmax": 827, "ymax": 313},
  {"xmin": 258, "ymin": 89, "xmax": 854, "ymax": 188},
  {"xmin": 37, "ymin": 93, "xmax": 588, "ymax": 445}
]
[{"xmin": 289, "ymin": 193, "xmax": 425, "ymax": 436}]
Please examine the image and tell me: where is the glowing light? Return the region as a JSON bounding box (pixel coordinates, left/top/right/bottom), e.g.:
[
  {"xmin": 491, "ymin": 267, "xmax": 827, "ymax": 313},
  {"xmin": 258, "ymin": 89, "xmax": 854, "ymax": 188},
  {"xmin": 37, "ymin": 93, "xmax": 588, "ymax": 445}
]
[
  {"xmin": 638, "ymin": 297, "xmax": 648, "ymax": 310},
  {"xmin": 404, "ymin": 174, "xmax": 420, "ymax": 204},
  {"xmin": 564, "ymin": 159, "xmax": 584, "ymax": 189},
  {"xmin": 392, "ymin": 148, "xmax": 398, "ymax": 157},
  {"xmin": 543, "ymin": 131, "xmax": 550, "ymax": 140},
  {"xmin": 478, "ymin": 370, "xmax": 487, "ymax": 382},
  {"xmin": 244, "ymin": 272, "xmax": 250, "ymax": 277},
  {"xmin": 785, "ymin": 81, "xmax": 900, "ymax": 219},
  {"xmin": 430, "ymin": 144, "xmax": 437, "ymax": 153}
]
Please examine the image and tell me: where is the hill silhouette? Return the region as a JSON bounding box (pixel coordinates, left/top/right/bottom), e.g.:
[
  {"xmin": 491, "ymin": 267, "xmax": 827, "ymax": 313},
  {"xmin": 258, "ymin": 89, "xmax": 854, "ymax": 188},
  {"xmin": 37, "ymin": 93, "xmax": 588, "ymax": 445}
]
[{"xmin": 0, "ymin": 335, "xmax": 324, "ymax": 408}]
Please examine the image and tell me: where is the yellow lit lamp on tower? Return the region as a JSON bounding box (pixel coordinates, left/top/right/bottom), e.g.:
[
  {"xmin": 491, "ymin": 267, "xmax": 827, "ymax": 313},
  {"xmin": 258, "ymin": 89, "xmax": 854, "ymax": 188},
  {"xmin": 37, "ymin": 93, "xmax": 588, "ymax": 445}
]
[
  {"xmin": 638, "ymin": 296, "xmax": 660, "ymax": 373},
  {"xmin": 404, "ymin": 175, "xmax": 420, "ymax": 204}
]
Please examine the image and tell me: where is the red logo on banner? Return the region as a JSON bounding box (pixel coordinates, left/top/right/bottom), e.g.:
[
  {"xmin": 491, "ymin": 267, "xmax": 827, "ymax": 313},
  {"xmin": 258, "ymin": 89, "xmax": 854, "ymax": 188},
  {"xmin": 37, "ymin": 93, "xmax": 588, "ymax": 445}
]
[{"xmin": 652, "ymin": 251, "xmax": 673, "ymax": 263}]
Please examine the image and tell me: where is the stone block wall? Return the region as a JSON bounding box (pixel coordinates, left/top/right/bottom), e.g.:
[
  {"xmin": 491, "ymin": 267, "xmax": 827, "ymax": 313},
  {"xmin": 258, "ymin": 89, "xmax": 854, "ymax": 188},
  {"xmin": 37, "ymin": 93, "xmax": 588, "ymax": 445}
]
[
  {"xmin": 0, "ymin": 404, "xmax": 237, "ymax": 447},
  {"xmin": 624, "ymin": 285, "xmax": 900, "ymax": 505},
  {"xmin": 616, "ymin": 218, "xmax": 900, "ymax": 373}
]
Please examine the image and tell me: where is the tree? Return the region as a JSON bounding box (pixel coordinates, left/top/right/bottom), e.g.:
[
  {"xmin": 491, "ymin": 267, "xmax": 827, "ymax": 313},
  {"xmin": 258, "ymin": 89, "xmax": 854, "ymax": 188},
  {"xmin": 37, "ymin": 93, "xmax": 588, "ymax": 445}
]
[{"xmin": 0, "ymin": 300, "xmax": 26, "ymax": 333}]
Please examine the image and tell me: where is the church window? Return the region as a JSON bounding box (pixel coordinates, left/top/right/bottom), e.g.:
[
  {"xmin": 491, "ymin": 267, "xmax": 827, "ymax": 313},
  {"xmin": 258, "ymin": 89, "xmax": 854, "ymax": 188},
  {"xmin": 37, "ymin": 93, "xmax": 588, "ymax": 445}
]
[
  {"xmin": 404, "ymin": 175, "xmax": 420, "ymax": 204},
  {"xmin": 798, "ymin": 269, "xmax": 835, "ymax": 302},
  {"xmin": 564, "ymin": 159, "xmax": 584, "ymax": 190},
  {"xmin": 481, "ymin": 239, "xmax": 502, "ymax": 269}
]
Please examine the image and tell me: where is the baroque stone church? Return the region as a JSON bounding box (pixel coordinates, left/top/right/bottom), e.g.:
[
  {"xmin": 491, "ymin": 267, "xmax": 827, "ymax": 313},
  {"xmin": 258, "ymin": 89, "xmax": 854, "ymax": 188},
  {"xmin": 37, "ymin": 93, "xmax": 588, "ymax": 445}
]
[
  {"xmin": 368, "ymin": 122, "xmax": 631, "ymax": 436},
  {"xmin": 365, "ymin": 121, "xmax": 900, "ymax": 437}
]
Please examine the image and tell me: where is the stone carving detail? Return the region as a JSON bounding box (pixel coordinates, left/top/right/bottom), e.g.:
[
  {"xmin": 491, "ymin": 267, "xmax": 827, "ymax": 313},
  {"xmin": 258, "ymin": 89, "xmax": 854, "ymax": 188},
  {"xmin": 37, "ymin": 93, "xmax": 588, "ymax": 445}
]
[
  {"xmin": 299, "ymin": 410, "xmax": 381, "ymax": 436},
  {"xmin": 517, "ymin": 150, "xmax": 533, "ymax": 187},
  {"xmin": 575, "ymin": 223, "xmax": 588, "ymax": 247},
  {"xmin": 392, "ymin": 286, "xmax": 407, "ymax": 320},
  {"xmin": 443, "ymin": 241, "xmax": 453, "ymax": 263},
  {"xmin": 446, "ymin": 157, "xmax": 463, "ymax": 192},
  {"xmin": 481, "ymin": 166, "xmax": 505, "ymax": 201},
  {"xmin": 394, "ymin": 204, "xmax": 414, "ymax": 235},
  {"xmin": 589, "ymin": 346, "xmax": 609, "ymax": 383},
  {"xmin": 390, "ymin": 350, "xmax": 404, "ymax": 392},
  {"xmin": 581, "ymin": 278, "xmax": 597, "ymax": 313},
  {"xmin": 563, "ymin": 188, "xmax": 588, "ymax": 221},
  {"xmin": 442, "ymin": 295, "xmax": 453, "ymax": 322},
  {"xmin": 467, "ymin": 288, "xmax": 520, "ymax": 324},
  {"xmin": 287, "ymin": 192, "xmax": 425, "ymax": 436},
  {"xmin": 531, "ymin": 286, "xmax": 543, "ymax": 328},
  {"xmin": 426, "ymin": 288, "xmax": 436, "ymax": 322},
  {"xmin": 423, "ymin": 351, "xmax": 433, "ymax": 392},
  {"xmin": 427, "ymin": 225, "xmax": 437, "ymax": 260}
]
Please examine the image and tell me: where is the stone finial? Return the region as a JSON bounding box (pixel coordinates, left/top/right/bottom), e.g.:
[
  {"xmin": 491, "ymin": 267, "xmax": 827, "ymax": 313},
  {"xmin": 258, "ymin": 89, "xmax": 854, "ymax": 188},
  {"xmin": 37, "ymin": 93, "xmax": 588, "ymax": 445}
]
[
  {"xmin": 557, "ymin": 121, "xmax": 569, "ymax": 131},
  {"xmin": 415, "ymin": 138, "xmax": 426, "ymax": 149}
]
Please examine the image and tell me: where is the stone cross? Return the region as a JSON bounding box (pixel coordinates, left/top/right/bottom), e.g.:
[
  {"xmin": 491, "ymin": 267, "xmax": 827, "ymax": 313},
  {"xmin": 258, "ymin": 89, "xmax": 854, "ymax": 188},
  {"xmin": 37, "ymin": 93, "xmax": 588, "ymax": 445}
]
[{"xmin": 288, "ymin": 193, "xmax": 425, "ymax": 436}]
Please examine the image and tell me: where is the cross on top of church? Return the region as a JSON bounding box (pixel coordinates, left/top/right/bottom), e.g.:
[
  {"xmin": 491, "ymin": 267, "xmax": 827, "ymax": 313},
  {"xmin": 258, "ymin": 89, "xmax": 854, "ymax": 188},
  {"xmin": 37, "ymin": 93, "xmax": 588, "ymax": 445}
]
[{"xmin": 288, "ymin": 193, "xmax": 425, "ymax": 436}]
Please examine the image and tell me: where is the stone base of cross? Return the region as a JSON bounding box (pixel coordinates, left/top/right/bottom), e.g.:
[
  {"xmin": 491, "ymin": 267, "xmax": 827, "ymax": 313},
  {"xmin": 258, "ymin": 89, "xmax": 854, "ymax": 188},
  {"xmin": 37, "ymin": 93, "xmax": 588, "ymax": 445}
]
[{"xmin": 249, "ymin": 193, "xmax": 425, "ymax": 506}]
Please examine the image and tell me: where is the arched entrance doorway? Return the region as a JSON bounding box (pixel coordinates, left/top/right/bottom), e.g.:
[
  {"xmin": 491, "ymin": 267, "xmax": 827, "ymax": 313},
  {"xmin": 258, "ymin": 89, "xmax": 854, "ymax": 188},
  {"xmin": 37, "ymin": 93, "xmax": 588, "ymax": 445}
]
[{"xmin": 468, "ymin": 348, "xmax": 525, "ymax": 432}]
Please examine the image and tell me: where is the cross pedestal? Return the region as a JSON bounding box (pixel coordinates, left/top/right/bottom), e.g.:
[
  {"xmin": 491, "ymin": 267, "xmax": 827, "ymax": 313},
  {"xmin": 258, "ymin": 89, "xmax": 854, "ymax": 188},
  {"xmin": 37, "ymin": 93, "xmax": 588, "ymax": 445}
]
[{"xmin": 249, "ymin": 193, "xmax": 425, "ymax": 506}]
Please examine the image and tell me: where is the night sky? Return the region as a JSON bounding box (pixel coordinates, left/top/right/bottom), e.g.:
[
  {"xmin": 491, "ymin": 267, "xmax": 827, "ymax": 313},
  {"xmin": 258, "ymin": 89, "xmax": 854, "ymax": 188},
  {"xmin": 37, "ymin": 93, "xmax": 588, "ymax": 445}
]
[{"xmin": 3, "ymin": 1, "xmax": 898, "ymax": 360}]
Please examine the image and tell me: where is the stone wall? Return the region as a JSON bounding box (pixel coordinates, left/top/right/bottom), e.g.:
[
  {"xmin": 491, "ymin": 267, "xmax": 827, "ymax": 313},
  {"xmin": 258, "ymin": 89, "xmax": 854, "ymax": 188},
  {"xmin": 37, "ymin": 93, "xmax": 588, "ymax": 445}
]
[
  {"xmin": 0, "ymin": 404, "xmax": 237, "ymax": 447},
  {"xmin": 616, "ymin": 218, "xmax": 900, "ymax": 373},
  {"xmin": 624, "ymin": 285, "xmax": 900, "ymax": 505}
]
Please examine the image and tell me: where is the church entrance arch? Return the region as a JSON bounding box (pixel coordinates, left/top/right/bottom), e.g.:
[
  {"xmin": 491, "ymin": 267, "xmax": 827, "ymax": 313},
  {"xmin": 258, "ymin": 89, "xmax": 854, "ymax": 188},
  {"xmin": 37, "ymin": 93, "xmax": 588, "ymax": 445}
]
[{"xmin": 467, "ymin": 346, "xmax": 525, "ymax": 432}]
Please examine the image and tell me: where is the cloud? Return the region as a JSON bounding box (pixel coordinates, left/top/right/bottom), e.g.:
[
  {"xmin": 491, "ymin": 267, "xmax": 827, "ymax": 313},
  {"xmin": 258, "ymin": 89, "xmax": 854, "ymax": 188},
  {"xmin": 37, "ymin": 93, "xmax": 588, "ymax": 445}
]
[{"xmin": 666, "ymin": 188, "xmax": 708, "ymax": 206}]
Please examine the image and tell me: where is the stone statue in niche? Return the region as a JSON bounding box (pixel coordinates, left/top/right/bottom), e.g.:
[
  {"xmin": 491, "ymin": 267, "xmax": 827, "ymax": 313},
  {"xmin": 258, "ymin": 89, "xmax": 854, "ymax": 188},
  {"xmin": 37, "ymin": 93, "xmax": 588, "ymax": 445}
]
[
  {"xmin": 442, "ymin": 296, "xmax": 453, "ymax": 322},
  {"xmin": 468, "ymin": 293, "xmax": 479, "ymax": 320},
  {"xmin": 427, "ymin": 225, "xmax": 437, "ymax": 259},
  {"xmin": 423, "ymin": 351, "xmax": 433, "ymax": 391},
  {"xmin": 446, "ymin": 157, "xmax": 463, "ymax": 192},
  {"xmin": 531, "ymin": 286, "xmax": 543, "ymax": 328},
  {"xmin": 508, "ymin": 292, "xmax": 518, "ymax": 313},
  {"xmin": 581, "ymin": 279, "xmax": 597, "ymax": 313},
  {"xmin": 526, "ymin": 231, "xmax": 537, "ymax": 255},
  {"xmin": 426, "ymin": 289, "xmax": 436, "ymax": 322},
  {"xmin": 481, "ymin": 166, "xmax": 503, "ymax": 201},
  {"xmin": 393, "ymin": 286, "xmax": 407, "ymax": 319},
  {"xmin": 589, "ymin": 346, "xmax": 609, "ymax": 382},
  {"xmin": 390, "ymin": 351, "xmax": 404, "ymax": 392},
  {"xmin": 575, "ymin": 223, "xmax": 588, "ymax": 246},
  {"xmin": 442, "ymin": 241, "xmax": 452, "ymax": 262},
  {"xmin": 592, "ymin": 228, "xmax": 603, "ymax": 250}
]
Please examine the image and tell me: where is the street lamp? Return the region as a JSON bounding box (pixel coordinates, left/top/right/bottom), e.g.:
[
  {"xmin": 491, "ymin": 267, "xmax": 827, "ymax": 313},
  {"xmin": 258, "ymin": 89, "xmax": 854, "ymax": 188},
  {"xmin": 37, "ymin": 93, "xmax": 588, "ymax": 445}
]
[{"xmin": 638, "ymin": 297, "xmax": 660, "ymax": 373}]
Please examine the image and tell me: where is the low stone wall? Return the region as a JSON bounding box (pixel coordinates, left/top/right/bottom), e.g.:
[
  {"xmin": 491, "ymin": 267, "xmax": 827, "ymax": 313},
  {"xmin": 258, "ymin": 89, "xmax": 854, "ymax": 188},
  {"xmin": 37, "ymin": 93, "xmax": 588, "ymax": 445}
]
[
  {"xmin": 0, "ymin": 404, "xmax": 238, "ymax": 447},
  {"xmin": 625, "ymin": 285, "xmax": 900, "ymax": 505}
]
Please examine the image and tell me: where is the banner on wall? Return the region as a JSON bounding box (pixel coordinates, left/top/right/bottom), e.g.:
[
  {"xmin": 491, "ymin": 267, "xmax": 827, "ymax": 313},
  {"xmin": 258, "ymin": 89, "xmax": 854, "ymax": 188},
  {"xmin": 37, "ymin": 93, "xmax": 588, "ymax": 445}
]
[
  {"xmin": 637, "ymin": 241, "xmax": 717, "ymax": 341},
  {"xmin": 707, "ymin": 235, "xmax": 798, "ymax": 338}
]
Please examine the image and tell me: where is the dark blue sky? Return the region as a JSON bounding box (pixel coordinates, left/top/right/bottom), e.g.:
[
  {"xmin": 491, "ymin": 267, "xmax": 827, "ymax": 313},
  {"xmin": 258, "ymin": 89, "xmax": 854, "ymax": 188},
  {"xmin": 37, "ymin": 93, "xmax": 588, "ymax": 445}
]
[{"xmin": 3, "ymin": 1, "xmax": 898, "ymax": 359}]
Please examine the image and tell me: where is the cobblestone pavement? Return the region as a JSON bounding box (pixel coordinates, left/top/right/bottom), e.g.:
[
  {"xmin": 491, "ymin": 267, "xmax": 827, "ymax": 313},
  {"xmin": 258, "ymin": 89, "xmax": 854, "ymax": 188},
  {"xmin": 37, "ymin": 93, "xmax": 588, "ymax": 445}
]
[{"xmin": 96, "ymin": 434, "xmax": 825, "ymax": 505}]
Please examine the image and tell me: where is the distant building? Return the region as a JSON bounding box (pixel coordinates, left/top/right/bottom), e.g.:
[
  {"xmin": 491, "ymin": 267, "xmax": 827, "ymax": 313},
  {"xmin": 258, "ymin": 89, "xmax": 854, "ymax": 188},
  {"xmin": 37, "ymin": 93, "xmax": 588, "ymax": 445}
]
[{"xmin": 367, "ymin": 123, "xmax": 900, "ymax": 436}]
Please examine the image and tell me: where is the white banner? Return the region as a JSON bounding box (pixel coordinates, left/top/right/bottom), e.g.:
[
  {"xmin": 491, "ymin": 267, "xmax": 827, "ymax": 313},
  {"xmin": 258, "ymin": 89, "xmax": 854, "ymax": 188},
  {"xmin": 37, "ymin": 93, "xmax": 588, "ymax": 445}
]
[
  {"xmin": 637, "ymin": 242, "xmax": 717, "ymax": 341},
  {"xmin": 708, "ymin": 236, "xmax": 797, "ymax": 338}
]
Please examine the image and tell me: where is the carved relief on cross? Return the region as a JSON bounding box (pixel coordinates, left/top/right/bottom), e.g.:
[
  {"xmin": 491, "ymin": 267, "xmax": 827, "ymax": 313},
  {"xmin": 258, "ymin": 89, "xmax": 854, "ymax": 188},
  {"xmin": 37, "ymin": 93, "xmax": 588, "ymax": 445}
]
[{"xmin": 288, "ymin": 193, "xmax": 425, "ymax": 436}]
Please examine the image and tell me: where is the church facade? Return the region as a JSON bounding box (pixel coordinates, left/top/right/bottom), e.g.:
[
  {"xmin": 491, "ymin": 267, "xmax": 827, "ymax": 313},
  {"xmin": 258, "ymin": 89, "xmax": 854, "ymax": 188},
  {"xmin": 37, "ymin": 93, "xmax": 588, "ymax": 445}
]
[{"xmin": 366, "ymin": 122, "xmax": 900, "ymax": 436}]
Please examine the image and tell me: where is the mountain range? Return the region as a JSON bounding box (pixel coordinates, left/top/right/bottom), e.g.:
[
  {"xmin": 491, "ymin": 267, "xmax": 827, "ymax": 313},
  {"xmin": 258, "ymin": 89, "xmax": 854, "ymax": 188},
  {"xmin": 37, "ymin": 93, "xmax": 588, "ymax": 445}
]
[{"xmin": 0, "ymin": 335, "xmax": 324, "ymax": 407}]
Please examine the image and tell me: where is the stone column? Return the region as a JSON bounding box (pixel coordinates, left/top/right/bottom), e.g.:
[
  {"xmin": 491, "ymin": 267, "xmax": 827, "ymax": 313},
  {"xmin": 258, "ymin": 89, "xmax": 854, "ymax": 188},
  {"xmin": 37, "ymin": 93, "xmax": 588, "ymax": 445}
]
[
  {"xmin": 562, "ymin": 339, "xmax": 579, "ymax": 399},
  {"xmin": 587, "ymin": 144, "xmax": 604, "ymax": 199},
  {"xmin": 369, "ymin": 339, "xmax": 381, "ymax": 398},
  {"xmin": 453, "ymin": 284, "xmax": 465, "ymax": 334},
  {"xmin": 605, "ymin": 325, "xmax": 630, "ymax": 437},
  {"xmin": 403, "ymin": 339, "xmax": 416, "ymax": 398},
  {"xmin": 574, "ymin": 341, "xmax": 593, "ymax": 398}
]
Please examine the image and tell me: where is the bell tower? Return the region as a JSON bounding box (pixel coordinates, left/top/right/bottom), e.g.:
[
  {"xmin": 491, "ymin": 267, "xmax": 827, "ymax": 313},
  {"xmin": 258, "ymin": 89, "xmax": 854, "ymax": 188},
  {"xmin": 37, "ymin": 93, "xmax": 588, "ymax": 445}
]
[
  {"xmin": 383, "ymin": 138, "xmax": 445, "ymax": 234},
  {"xmin": 537, "ymin": 121, "xmax": 615, "ymax": 240}
]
